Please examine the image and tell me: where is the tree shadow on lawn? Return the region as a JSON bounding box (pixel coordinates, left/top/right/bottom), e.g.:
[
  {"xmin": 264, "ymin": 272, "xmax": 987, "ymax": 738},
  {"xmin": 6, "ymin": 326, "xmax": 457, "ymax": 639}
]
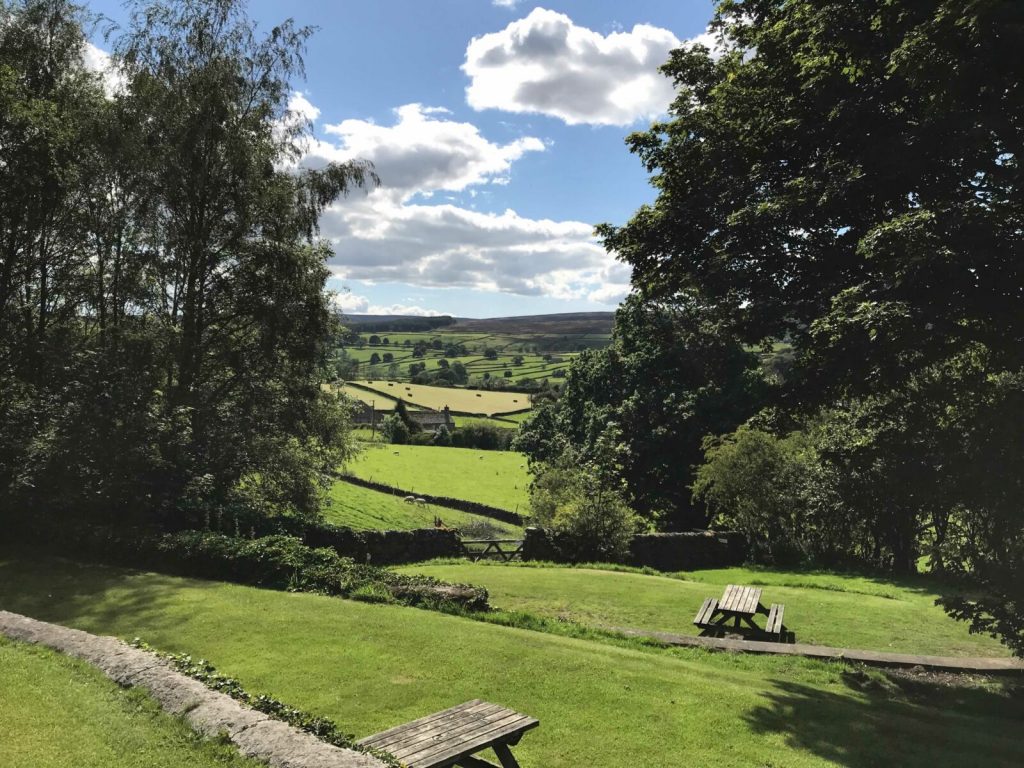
[
  {"xmin": 745, "ymin": 669, "xmax": 1024, "ymax": 767},
  {"xmin": 0, "ymin": 551, "xmax": 222, "ymax": 640},
  {"xmin": 689, "ymin": 563, "xmax": 987, "ymax": 604}
]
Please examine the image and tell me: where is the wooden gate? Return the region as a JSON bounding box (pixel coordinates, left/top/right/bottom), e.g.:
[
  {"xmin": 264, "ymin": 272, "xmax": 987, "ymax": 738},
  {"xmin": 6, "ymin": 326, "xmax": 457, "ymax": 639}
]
[{"xmin": 459, "ymin": 539, "xmax": 524, "ymax": 562}]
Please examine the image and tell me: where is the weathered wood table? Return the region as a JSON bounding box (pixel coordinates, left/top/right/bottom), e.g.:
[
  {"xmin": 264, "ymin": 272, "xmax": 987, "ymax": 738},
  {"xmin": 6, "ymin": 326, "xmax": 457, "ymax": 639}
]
[
  {"xmin": 358, "ymin": 699, "xmax": 539, "ymax": 768},
  {"xmin": 693, "ymin": 584, "xmax": 787, "ymax": 640}
]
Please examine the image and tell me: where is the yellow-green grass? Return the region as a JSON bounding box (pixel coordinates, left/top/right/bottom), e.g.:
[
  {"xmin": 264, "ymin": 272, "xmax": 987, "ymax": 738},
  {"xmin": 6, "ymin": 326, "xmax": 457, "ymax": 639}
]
[
  {"xmin": 352, "ymin": 380, "xmax": 530, "ymax": 416},
  {"xmin": 324, "ymin": 480, "xmax": 522, "ymax": 537},
  {"xmin": 0, "ymin": 554, "xmax": 1020, "ymax": 768},
  {"xmin": 0, "ymin": 637, "xmax": 261, "ymax": 768},
  {"xmin": 343, "ymin": 443, "xmax": 530, "ymax": 512},
  {"xmin": 394, "ymin": 562, "xmax": 1010, "ymax": 658},
  {"xmin": 338, "ymin": 384, "xmax": 428, "ymax": 411}
]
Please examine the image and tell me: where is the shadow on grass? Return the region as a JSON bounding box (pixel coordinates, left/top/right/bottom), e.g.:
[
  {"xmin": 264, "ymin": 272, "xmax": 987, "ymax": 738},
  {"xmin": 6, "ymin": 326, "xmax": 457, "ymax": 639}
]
[
  {"xmin": 745, "ymin": 670, "xmax": 1024, "ymax": 768},
  {"xmin": 684, "ymin": 562, "xmax": 987, "ymax": 604},
  {"xmin": 0, "ymin": 547, "xmax": 221, "ymax": 638}
]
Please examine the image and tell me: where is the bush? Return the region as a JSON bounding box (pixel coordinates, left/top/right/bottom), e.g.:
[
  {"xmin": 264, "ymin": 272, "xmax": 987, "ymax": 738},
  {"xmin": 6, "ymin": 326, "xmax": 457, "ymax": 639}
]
[
  {"xmin": 693, "ymin": 426, "xmax": 816, "ymax": 565},
  {"xmin": 12, "ymin": 522, "xmax": 489, "ymax": 611},
  {"xmin": 450, "ymin": 424, "xmax": 513, "ymax": 451},
  {"xmin": 529, "ymin": 459, "xmax": 639, "ymax": 563},
  {"xmin": 380, "ymin": 414, "xmax": 410, "ymax": 445}
]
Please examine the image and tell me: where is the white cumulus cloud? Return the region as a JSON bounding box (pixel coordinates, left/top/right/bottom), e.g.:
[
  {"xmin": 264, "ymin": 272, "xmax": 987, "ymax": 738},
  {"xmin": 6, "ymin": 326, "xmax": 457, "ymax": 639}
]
[
  {"xmin": 462, "ymin": 8, "xmax": 681, "ymax": 126},
  {"xmin": 330, "ymin": 292, "xmax": 442, "ymax": 317},
  {"xmin": 300, "ymin": 103, "xmax": 544, "ymax": 200},
  {"xmin": 293, "ymin": 102, "xmax": 626, "ymax": 305}
]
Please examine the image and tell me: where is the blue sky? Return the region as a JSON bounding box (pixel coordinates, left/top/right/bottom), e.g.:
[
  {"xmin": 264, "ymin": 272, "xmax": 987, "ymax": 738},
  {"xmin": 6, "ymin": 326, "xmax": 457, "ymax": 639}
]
[{"xmin": 86, "ymin": 0, "xmax": 717, "ymax": 317}]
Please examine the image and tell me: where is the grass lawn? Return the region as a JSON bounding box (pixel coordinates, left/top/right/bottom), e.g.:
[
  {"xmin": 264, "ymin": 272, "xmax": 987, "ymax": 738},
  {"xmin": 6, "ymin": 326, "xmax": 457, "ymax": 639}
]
[
  {"xmin": 325, "ymin": 479, "xmax": 522, "ymax": 537},
  {"xmin": 0, "ymin": 637, "xmax": 261, "ymax": 768},
  {"xmin": 0, "ymin": 553, "xmax": 1020, "ymax": 768},
  {"xmin": 343, "ymin": 443, "xmax": 531, "ymax": 513},
  {"xmin": 394, "ymin": 562, "xmax": 1011, "ymax": 658},
  {"xmin": 353, "ymin": 380, "xmax": 531, "ymax": 416}
]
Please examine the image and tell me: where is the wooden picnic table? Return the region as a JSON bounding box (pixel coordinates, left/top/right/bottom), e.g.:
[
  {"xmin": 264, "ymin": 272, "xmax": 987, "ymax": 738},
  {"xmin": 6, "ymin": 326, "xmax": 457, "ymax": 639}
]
[
  {"xmin": 358, "ymin": 699, "xmax": 538, "ymax": 768},
  {"xmin": 693, "ymin": 584, "xmax": 788, "ymax": 640}
]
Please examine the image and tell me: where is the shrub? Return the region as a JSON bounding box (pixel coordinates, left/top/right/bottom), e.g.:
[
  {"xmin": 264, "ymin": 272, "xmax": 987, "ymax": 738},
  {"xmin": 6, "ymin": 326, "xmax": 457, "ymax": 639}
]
[
  {"xmin": 529, "ymin": 458, "xmax": 639, "ymax": 563},
  {"xmin": 450, "ymin": 424, "xmax": 513, "ymax": 451},
  {"xmin": 13, "ymin": 522, "xmax": 489, "ymax": 611},
  {"xmin": 380, "ymin": 414, "xmax": 410, "ymax": 445}
]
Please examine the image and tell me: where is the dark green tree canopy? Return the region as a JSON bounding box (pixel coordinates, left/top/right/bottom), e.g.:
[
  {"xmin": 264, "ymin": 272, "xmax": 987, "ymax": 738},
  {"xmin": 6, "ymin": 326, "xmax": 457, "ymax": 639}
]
[{"xmin": 600, "ymin": 0, "xmax": 1024, "ymax": 401}]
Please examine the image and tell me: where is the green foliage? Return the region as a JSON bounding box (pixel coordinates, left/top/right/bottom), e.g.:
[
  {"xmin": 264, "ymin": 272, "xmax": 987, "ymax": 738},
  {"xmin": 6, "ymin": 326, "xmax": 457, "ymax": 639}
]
[
  {"xmin": 529, "ymin": 451, "xmax": 640, "ymax": 563},
  {"xmin": 515, "ymin": 295, "xmax": 765, "ymax": 529},
  {"xmin": 380, "ymin": 414, "xmax": 410, "ymax": 445},
  {"xmin": 450, "ymin": 423, "xmax": 513, "ymax": 451},
  {"xmin": 24, "ymin": 524, "xmax": 490, "ymax": 611},
  {"xmin": 0, "ymin": 0, "xmax": 372, "ymax": 529},
  {"xmin": 694, "ymin": 426, "xmax": 817, "ymax": 566}
]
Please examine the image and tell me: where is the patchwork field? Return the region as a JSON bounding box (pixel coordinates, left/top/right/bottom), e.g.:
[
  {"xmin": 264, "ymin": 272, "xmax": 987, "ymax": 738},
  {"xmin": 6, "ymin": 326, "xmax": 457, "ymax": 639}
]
[
  {"xmin": 395, "ymin": 562, "xmax": 1011, "ymax": 658},
  {"xmin": 1, "ymin": 555, "xmax": 1020, "ymax": 768},
  {"xmin": 324, "ymin": 480, "xmax": 522, "ymax": 537},
  {"xmin": 354, "ymin": 380, "xmax": 531, "ymax": 416},
  {"xmin": 0, "ymin": 637, "xmax": 260, "ymax": 768},
  {"xmin": 337, "ymin": 327, "xmax": 592, "ymax": 384},
  {"xmin": 342, "ymin": 444, "xmax": 531, "ymax": 513}
]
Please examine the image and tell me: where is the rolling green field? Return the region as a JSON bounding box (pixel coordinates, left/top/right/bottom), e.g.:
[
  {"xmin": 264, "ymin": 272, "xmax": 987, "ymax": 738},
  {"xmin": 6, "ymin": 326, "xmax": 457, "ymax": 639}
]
[
  {"xmin": 395, "ymin": 562, "xmax": 1010, "ymax": 658},
  {"xmin": 353, "ymin": 380, "xmax": 531, "ymax": 416},
  {"xmin": 343, "ymin": 444, "xmax": 531, "ymax": 513},
  {"xmin": 0, "ymin": 637, "xmax": 261, "ymax": 768},
  {"xmin": 339, "ymin": 329, "xmax": 585, "ymax": 384},
  {"xmin": 1, "ymin": 554, "xmax": 1020, "ymax": 768},
  {"xmin": 325, "ymin": 480, "xmax": 522, "ymax": 537}
]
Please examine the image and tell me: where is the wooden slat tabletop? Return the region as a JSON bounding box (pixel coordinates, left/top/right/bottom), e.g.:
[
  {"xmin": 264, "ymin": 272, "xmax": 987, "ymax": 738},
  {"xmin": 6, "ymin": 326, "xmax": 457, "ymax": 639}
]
[
  {"xmin": 719, "ymin": 584, "xmax": 762, "ymax": 615},
  {"xmin": 358, "ymin": 700, "xmax": 539, "ymax": 768}
]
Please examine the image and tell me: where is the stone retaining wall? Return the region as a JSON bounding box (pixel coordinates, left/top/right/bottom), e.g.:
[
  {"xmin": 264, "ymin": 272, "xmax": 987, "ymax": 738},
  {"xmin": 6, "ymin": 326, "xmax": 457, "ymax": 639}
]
[{"xmin": 522, "ymin": 527, "xmax": 747, "ymax": 571}]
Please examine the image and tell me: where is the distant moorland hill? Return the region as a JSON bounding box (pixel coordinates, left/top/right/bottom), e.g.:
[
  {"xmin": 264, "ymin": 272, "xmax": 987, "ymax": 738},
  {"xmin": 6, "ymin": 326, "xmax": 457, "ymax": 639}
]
[
  {"xmin": 447, "ymin": 313, "xmax": 615, "ymax": 335},
  {"xmin": 341, "ymin": 312, "xmax": 615, "ymax": 336}
]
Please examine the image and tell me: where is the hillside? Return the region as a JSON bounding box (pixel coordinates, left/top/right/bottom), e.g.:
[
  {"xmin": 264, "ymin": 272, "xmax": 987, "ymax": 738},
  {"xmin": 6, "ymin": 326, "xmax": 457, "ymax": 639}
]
[{"xmin": 446, "ymin": 312, "xmax": 615, "ymax": 335}]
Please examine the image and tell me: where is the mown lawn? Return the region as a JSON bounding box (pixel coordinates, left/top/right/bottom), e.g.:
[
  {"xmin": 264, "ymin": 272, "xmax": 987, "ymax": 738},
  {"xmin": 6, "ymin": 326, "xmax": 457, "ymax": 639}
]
[
  {"xmin": 395, "ymin": 562, "xmax": 1010, "ymax": 658},
  {"xmin": 0, "ymin": 637, "xmax": 261, "ymax": 768},
  {"xmin": 324, "ymin": 480, "xmax": 522, "ymax": 537},
  {"xmin": 343, "ymin": 443, "xmax": 530, "ymax": 513},
  {"xmin": 0, "ymin": 554, "xmax": 1020, "ymax": 768}
]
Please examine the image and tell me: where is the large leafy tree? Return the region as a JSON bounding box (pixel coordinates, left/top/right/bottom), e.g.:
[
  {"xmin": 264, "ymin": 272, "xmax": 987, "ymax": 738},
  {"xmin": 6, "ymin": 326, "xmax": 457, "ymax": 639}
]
[
  {"xmin": 600, "ymin": 0, "xmax": 1024, "ymax": 651},
  {"xmin": 601, "ymin": 0, "xmax": 1023, "ymax": 391},
  {"xmin": 0, "ymin": 0, "xmax": 375, "ymax": 527}
]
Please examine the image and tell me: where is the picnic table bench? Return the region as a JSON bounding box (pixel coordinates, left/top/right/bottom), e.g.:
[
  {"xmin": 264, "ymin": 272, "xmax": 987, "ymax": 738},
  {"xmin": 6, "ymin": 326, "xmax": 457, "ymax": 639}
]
[
  {"xmin": 693, "ymin": 584, "xmax": 789, "ymax": 641},
  {"xmin": 358, "ymin": 699, "xmax": 538, "ymax": 768}
]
